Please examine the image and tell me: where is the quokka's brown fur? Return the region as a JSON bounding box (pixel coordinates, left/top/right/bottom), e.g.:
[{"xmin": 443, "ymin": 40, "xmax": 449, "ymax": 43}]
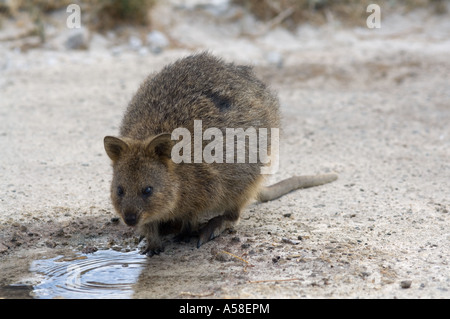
[{"xmin": 104, "ymin": 52, "xmax": 337, "ymax": 256}]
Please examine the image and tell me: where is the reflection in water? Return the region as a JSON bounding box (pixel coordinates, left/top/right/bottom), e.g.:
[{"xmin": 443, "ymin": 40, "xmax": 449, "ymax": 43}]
[{"xmin": 30, "ymin": 249, "xmax": 148, "ymax": 299}]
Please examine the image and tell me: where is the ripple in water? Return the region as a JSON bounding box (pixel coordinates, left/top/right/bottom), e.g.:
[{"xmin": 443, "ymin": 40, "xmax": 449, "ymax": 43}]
[{"xmin": 30, "ymin": 249, "xmax": 148, "ymax": 299}]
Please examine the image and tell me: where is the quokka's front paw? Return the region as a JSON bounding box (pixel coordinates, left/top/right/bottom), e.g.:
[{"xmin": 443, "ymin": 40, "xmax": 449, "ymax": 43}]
[
  {"xmin": 139, "ymin": 235, "xmax": 164, "ymax": 257},
  {"xmin": 138, "ymin": 223, "xmax": 164, "ymax": 257},
  {"xmin": 141, "ymin": 244, "xmax": 164, "ymax": 257}
]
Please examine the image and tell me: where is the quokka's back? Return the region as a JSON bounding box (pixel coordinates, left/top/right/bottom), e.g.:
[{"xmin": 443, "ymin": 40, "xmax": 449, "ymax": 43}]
[{"xmin": 119, "ymin": 52, "xmax": 280, "ymax": 139}]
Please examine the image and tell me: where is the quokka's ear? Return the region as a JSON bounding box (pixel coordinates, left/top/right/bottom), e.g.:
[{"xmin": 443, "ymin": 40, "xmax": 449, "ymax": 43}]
[
  {"xmin": 146, "ymin": 133, "xmax": 173, "ymax": 159},
  {"xmin": 104, "ymin": 136, "xmax": 129, "ymax": 162}
]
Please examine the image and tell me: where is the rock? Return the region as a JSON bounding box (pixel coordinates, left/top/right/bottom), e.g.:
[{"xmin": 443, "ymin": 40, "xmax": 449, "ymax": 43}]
[
  {"xmin": 215, "ymin": 252, "xmax": 230, "ymax": 262},
  {"xmin": 128, "ymin": 35, "xmax": 143, "ymax": 50},
  {"xmin": 0, "ymin": 242, "xmax": 9, "ymax": 253},
  {"xmin": 400, "ymin": 280, "xmax": 412, "ymax": 289},
  {"xmin": 138, "ymin": 47, "xmax": 150, "ymax": 56},
  {"xmin": 45, "ymin": 240, "xmax": 56, "ymax": 248},
  {"xmin": 282, "ymin": 237, "xmax": 300, "ymax": 245},
  {"xmin": 81, "ymin": 245, "xmax": 98, "ymax": 254},
  {"xmin": 230, "ymin": 236, "xmax": 240, "ymax": 243},
  {"xmin": 265, "ymin": 51, "xmax": 283, "ymax": 68},
  {"xmin": 64, "ymin": 27, "xmax": 89, "ymax": 50},
  {"xmin": 53, "ymin": 228, "xmax": 65, "ymax": 237},
  {"xmin": 45, "ymin": 26, "xmax": 89, "ymax": 50},
  {"xmin": 211, "ymin": 248, "xmax": 230, "ymax": 262},
  {"xmin": 110, "ymin": 217, "xmax": 120, "ymax": 223},
  {"xmin": 146, "ymin": 30, "xmax": 169, "ymax": 54}
]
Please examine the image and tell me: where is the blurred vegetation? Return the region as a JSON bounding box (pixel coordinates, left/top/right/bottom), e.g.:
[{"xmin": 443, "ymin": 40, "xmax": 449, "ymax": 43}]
[
  {"xmin": 233, "ymin": 0, "xmax": 447, "ymax": 28},
  {"xmin": 88, "ymin": 0, "xmax": 156, "ymax": 31},
  {"xmin": 0, "ymin": 0, "xmax": 156, "ymax": 30},
  {"xmin": 0, "ymin": 0, "xmax": 446, "ymax": 34}
]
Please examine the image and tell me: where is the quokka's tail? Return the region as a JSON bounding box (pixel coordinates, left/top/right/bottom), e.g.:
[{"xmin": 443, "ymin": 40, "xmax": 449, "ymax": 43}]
[{"xmin": 257, "ymin": 173, "xmax": 338, "ymax": 203}]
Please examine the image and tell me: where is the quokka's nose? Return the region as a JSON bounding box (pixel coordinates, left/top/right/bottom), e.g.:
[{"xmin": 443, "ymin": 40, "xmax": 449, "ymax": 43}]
[{"xmin": 124, "ymin": 212, "xmax": 138, "ymax": 226}]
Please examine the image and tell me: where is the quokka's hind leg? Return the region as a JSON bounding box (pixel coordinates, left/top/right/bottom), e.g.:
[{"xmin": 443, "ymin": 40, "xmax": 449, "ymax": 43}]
[
  {"xmin": 197, "ymin": 209, "xmax": 240, "ymax": 248},
  {"xmin": 257, "ymin": 173, "xmax": 338, "ymax": 203},
  {"xmin": 173, "ymin": 220, "xmax": 197, "ymax": 243}
]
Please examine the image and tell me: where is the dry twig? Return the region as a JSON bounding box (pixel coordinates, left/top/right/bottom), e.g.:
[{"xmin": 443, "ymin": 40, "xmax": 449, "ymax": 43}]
[
  {"xmin": 221, "ymin": 250, "xmax": 251, "ymax": 264},
  {"xmin": 179, "ymin": 291, "xmax": 215, "ymax": 297},
  {"xmin": 247, "ymin": 278, "xmax": 302, "ymax": 284}
]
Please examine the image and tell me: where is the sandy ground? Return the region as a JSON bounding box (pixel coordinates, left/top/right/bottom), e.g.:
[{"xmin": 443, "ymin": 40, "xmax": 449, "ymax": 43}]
[{"xmin": 0, "ymin": 2, "xmax": 449, "ymax": 298}]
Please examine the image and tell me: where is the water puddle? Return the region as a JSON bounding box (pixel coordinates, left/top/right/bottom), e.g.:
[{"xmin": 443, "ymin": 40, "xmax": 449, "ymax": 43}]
[{"xmin": 29, "ymin": 249, "xmax": 148, "ymax": 299}]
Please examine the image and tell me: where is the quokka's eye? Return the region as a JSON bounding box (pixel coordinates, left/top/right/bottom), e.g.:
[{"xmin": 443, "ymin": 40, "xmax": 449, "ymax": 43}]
[
  {"xmin": 117, "ymin": 186, "xmax": 125, "ymax": 197},
  {"xmin": 142, "ymin": 186, "xmax": 153, "ymax": 197}
]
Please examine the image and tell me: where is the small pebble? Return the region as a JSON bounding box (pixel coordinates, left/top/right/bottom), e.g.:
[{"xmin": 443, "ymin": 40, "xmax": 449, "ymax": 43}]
[
  {"xmin": 146, "ymin": 30, "xmax": 169, "ymax": 53},
  {"xmin": 0, "ymin": 243, "xmax": 9, "ymax": 253},
  {"xmin": 128, "ymin": 35, "xmax": 142, "ymax": 50},
  {"xmin": 82, "ymin": 245, "xmax": 98, "ymax": 254},
  {"xmin": 45, "ymin": 240, "xmax": 56, "ymax": 248},
  {"xmin": 110, "ymin": 217, "xmax": 120, "ymax": 223},
  {"xmin": 282, "ymin": 237, "xmax": 300, "ymax": 245},
  {"xmin": 53, "ymin": 228, "xmax": 65, "ymax": 237},
  {"xmin": 400, "ymin": 280, "xmax": 412, "ymax": 289},
  {"xmin": 214, "ymin": 251, "xmax": 230, "ymax": 262},
  {"xmin": 231, "ymin": 236, "xmax": 240, "ymax": 243}
]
